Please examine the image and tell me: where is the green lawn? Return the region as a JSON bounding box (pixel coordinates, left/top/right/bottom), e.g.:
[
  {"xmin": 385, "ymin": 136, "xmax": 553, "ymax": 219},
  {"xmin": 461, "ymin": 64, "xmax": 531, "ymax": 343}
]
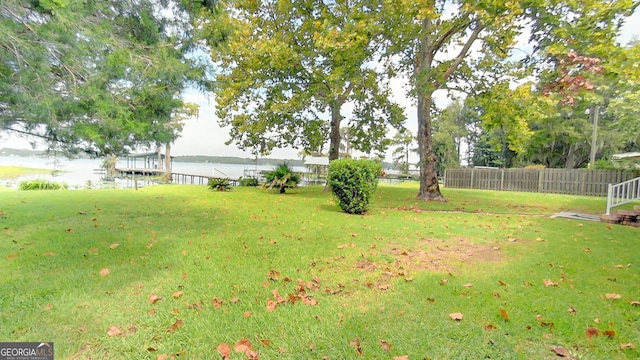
[{"xmin": 0, "ymin": 184, "xmax": 638, "ymax": 359}]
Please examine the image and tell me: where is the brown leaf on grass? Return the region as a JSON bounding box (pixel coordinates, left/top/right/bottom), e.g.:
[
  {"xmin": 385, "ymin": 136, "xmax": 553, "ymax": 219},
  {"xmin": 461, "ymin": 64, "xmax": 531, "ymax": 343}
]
[
  {"xmin": 279, "ymin": 347, "xmax": 288, "ymax": 353},
  {"xmin": 349, "ymin": 338, "xmax": 363, "ymax": 356},
  {"xmin": 605, "ymin": 293, "xmax": 621, "ymax": 300},
  {"xmin": 230, "ymin": 297, "xmax": 241, "ymax": 303},
  {"xmin": 266, "ymin": 299, "xmax": 278, "ymax": 312},
  {"xmin": 268, "ymin": 269, "xmax": 280, "ymax": 281},
  {"xmin": 149, "ymin": 308, "xmax": 156, "ymax": 316},
  {"xmin": 44, "ymin": 304, "xmax": 53, "ymax": 310},
  {"xmin": 107, "ymin": 325, "xmax": 122, "ymax": 337},
  {"xmin": 614, "ymin": 264, "xmax": 625, "ymax": 268},
  {"xmin": 551, "ymin": 346, "xmax": 570, "ymax": 357},
  {"xmin": 99, "ymin": 268, "xmax": 110, "ymax": 277},
  {"xmin": 309, "ymin": 343, "xmax": 315, "ymax": 351},
  {"xmin": 449, "ymin": 312, "xmax": 464, "ymax": 321},
  {"xmin": 43, "ymin": 251, "xmax": 56, "ymax": 256},
  {"xmin": 498, "ymin": 280, "xmax": 507, "ymax": 286},
  {"xmin": 172, "ymin": 291, "xmax": 183, "ymax": 299},
  {"xmin": 393, "ymin": 356, "xmax": 409, "ymax": 360},
  {"xmin": 620, "ymin": 343, "xmax": 635, "ymax": 350},
  {"xmin": 439, "ymin": 279, "xmax": 448, "ymax": 285},
  {"xmin": 243, "ymin": 311, "xmax": 252, "ymax": 318},
  {"xmin": 568, "ymin": 306, "xmax": 576, "ymax": 314},
  {"xmin": 7, "ymin": 253, "xmax": 19, "ymax": 259},
  {"xmin": 485, "ymin": 324, "xmax": 497, "ymax": 330},
  {"xmin": 500, "ymin": 308, "xmax": 510, "ymax": 321},
  {"xmin": 378, "ymin": 284, "xmax": 390, "ymax": 290},
  {"xmin": 260, "ymin": 339, "xmax": 270, "ymax": 347},
  {"xmin": 337, "ymin": 244, "xmax": 348, "ymax": 249},
  {"xmin": 585, "ymin": 327, "xmax": 600, "ymax": 339},
  {"xmin": 211, "ymin": 297, "xmax": 224, "ymax": 308},
  {"xmin": 216, "ymin": 343, "xmax": 231, "ymax": 359},
  {"xmin": 156, "ymin": 354, "xmax": 169, "ymax": 360},
  {"xmin": 630, "ymin": 301, "xmax": 640, "ymax": 306},
  {"xmin": 462, "ymin": 283, "xmax": 473, "ymax": 288},
  {"xmin": 171, "ymin": 308, "xmax": 180, "ymax": 315},
  {"xmin": 379, "ymin": 340, "xmax": 392, "ymax": 352},
  {"xmin": 245, "ymin": 349, "xmax": 259, "ymax": 359},
  {"xmin": 166, "ymin": 319, "xmax": 183, "ymax": 333},
  {"xmin": 543, "ymin": 279, "xmax": 558, "ymax": 287},
  {"xmin": 235, "ymin": 338, "xmax": 253, "ymax": 353},
  {"xmin": 109, "ymin": 243, "xmax": 119, "ymax": 249},
  {"xmin": 149, "ymin": 294, "xmax": 161, "ymax": 304},
  {"xmin": 147, "ymin": 347, "xmax": 157, "ymax": 352},
  {"xmin": 604, "ymin": 330, "xmax": 616, "ymax": 338}
]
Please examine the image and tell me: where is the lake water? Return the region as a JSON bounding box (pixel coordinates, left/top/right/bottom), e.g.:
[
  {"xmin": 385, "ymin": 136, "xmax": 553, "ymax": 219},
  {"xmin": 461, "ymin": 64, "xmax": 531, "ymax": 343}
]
[{"xmin": 0, "ymin": 156, "xmax": 307, "ymax": 189}]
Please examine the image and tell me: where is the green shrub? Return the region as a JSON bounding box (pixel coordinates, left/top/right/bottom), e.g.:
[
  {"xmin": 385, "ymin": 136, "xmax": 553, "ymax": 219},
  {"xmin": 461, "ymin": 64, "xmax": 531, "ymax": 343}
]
[
  {"xmin": 239, "ymin": 177, "xmax": 259, "ymax": 187},
  {"xmin": 264, "ymin": 163, "xmax": 300, "ymax": 193},
  {"xmin": 327, "ymin": 159, "xmax": 381, "ymax": 214},
  {"xmin": 19, "ymin": 179, "xmax": 68, "ymax": 190},
  {"xmin": 208, "ymin": 177, "xmax": 232, "ymax": 191}
]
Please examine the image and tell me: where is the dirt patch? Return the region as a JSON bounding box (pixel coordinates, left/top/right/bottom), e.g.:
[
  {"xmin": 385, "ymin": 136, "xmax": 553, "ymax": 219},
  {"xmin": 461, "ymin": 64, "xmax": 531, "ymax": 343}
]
[{"xmin": 390, "ymin": 237, "xmax": 501, "ymax": 272}]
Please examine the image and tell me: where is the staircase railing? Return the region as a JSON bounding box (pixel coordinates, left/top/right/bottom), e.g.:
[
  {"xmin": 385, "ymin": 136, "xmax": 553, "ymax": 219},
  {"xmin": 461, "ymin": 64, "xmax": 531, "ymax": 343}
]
[{"xmin": 606, "ymin": 177, "xmax": 640, "ymax": 215}]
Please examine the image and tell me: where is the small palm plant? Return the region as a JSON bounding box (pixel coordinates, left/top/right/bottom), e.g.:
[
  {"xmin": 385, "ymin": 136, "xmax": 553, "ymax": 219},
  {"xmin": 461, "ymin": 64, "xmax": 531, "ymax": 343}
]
[{"xmin": 264, "ymin": 163, "xmax": 300, "ymax": 193}]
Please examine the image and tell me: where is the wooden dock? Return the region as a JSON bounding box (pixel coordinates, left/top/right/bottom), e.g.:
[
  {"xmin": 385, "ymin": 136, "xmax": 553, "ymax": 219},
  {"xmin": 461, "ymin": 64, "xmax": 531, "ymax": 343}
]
[{"xmin": 114, "ymin": 168, "xmax": 238, "ymax": 186}]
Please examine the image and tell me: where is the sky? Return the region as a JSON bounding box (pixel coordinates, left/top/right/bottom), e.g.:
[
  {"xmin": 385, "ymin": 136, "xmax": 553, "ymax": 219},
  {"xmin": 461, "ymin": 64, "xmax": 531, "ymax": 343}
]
[{"xmin": 2, "ymin": 9, "xmax": 639, "ymax": 161}]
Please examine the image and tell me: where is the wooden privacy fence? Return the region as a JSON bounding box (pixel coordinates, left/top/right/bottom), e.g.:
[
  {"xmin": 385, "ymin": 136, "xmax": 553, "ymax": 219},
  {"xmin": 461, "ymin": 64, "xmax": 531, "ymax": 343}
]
[{"xmin": 444, "ymin": 168, "xmax": 639, "ymax": 196}]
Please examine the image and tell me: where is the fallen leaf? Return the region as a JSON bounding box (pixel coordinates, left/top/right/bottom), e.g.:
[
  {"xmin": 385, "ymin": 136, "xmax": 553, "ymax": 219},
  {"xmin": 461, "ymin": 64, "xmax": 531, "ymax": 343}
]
[
  {"xmin": 7, "ymin": 253, "xmax": 19, "ymax": 259},
  {"xmin": 463, "ymin": 283, "xmax": 473, "ymax": 288},
  {"xmin": 543, "ymin": 279, "xmax": 558, "ymax": 287},
  {"xmin": 500, "ymin": 308, "xmax": 510, "ymax": 321},
  {"xmin": 171, "ymin": 308, "xmax": 180, "ymax": 315},
  {"xmin": 449, "ymin": 312, "xmax": 464, "ymax": 321},
  {"xmin": 149, "ymin": 294, "xmax": 161, "ymax": 304},
  {"xmin": 614, "ymin": 264, "xmax": 624, "ymax": 268},
  {"xmin": 44, "ymin": 304, "xmax": 53, "ymax": 310},
  {"xmin": 279, "ymin": 347, "xmax": 288, "ymax": 353},
  {"xmin": 166, "ymin": 319, "xmax": 183, "ymax": 333},
  {"xmin": 604, "ymin": 330, "xmax": 616, "ymax": 338},
  {"xmin": 157, "ymin": 354, "xmax": 168, "ymax": 360},
  {"xmin": 268, "ymin": 269, "xmax": 280, "ymax": 281},
  {"xmin": 245, "ymin": 349, "xmax": 259, "ymax": 359},
  {"xmin": 243, "ymin": 311, "xmax": 252, "ymax": 318},
  {"xmin": 235, "ymin": 338, "xmax": 252, "ymax": 353},
  {"xmin": 172, "ymin": 291, "xmax": 183, "ymax": 299},
  {"xmin": 585, "ymin": 327, "xmax": 600, "ymax": 339},
  {"xmin": 109, "ymin": 243, "xmax": 119, "ymax": 249},
  {"xmin": 147, "ymin": 347, "xmax": 157, "ymax": 352},
  {"xmin": 216, "ymin": 343, "xmax": 231, "ymax": 359},
  {"xmin": 231, "ymin": 297, "xmax": 241, "ymax": 303},
  {"xmin": 439, "ymin": 279, "xmax": 448, "ymax": 285},
  {"xmin": 551, "ymin": 346, "xmax": 570, "ymax": 357},
  {"xmin": 349, "ymin": 338, "xmax": 363, "ymax": 356},
  {"xmin": 99, "ymin": 268, "xmax": 110, "ymax": 277},
  {"xmin": 378, "ymin": 284, "xmax": 390, "ymax": 290},
  {"xmin": 107, "ymin": 325, "xmax": 122, "ymax": 337},
  {"xmin": 149, "ymin": 308, "xmax": 156, "ymax": 315},
  {"xmin": 630, "ymin": 301, "xmax": 640, "ymax": 306},
  {"xmin": 309, "ymin": 343, "xmax": 315, "ymax": 351},
  {"xmin": 605, "ymin": 293, "xmax": 621, "ymax": 300},
  {"xmin": 337, "ymin": 244, "xmax": 347, "ymax": 249},
  {"xmin": 498, "ymin": 280, "xmax": 507, "ymax": 286},
  {"xmin": 393, "ymin": 356, "xmax": 409, "ymax": 360},
  {"xmin": 485, "ymin": 324, "xmax": 497, "ymax": 330},
  {"xmin": 260, "ymin": 339, "xmax": 270, "ymax": 347},
  {"xmin": 620, "ymin": 343, "xmax": 635, "ymax": 350},
  {"xmin": 379, "ymin": 340, "xmax": 392, "ymax": 352},
  {"xmin": 568, "ymin": 306, "xmax": 576, "ymax": 314}
]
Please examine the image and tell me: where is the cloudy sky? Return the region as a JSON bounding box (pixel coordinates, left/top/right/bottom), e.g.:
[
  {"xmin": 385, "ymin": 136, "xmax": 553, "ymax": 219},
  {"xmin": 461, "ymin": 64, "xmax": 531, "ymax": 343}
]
[{"xmin": 2, "ymin": 9, "xmax": 639, "ymax": 160}]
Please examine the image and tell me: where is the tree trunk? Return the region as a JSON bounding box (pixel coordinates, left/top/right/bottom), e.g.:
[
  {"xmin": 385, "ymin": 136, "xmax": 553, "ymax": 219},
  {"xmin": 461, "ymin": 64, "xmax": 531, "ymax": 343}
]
[
  {"xmin": 328, "ymin": 101, "xmax": 342, "ymax": 161},
  {"xmin": 164, "ymin": 143, "xmax": 172, "ymax": 178},
  {"xmin": 416, "ymin": 93, "xmax": 446, "ymax": 201}
]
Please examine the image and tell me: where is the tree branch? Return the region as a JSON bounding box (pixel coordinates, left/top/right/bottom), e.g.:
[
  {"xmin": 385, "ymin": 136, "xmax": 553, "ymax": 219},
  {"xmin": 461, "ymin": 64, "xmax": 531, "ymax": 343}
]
[{"xmin": 441, "ymin": 21, "xmax": 484, "ymax": 83}]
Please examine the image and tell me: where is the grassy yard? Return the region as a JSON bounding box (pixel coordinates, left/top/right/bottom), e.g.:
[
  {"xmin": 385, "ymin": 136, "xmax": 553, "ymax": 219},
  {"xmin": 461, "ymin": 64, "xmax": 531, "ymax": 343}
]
[{"xmin": 0, "ymin": 184, "xmax": 638, "ymax": 359}]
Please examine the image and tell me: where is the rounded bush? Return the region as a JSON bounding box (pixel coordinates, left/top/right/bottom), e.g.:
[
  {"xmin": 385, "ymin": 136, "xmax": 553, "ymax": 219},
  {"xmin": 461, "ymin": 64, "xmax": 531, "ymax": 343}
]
[{"xmin": 327, "ymin": 159, "xmax": 381, "ymax": 214}]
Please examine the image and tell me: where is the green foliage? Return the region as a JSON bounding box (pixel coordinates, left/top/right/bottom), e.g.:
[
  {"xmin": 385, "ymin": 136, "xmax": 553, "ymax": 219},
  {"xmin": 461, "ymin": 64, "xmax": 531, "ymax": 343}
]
[
  {"xmin": 238, "ymin": 177, "xmax": 259, "ymax": 187},
  {"xmin": 207, "ymin": 177, "xmax": 232, "ymax": 191},
  {"xmin": 264, "ymin": 163, "xmax": 300, "ymax": 194},
  {"xmin": 18, "ymin": 179, "xmax": 67, "ymax": 190},
  {"xmin": 327, "ymin": 159, "xmax": 381, "ymax": 214}
]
